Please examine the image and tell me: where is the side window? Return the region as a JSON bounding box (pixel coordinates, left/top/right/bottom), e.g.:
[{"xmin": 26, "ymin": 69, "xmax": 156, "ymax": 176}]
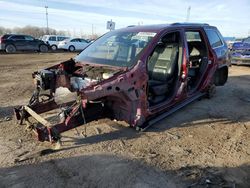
[
  {"xmin": 49, "ymin": 36, "xmax": 56, "ymax": 41},
  {"xmin": 11, "ymin": 35, "xmax": 25, "ymax": 40},
  {"xmin": 58, "ymin": 37, "xmax": 66, "ymax": 41},
  {"xmin": 70, "ymin": 39, "xmax": 79, "ymax": 42},
  {"xmin": 243, "ymin": 37, "xmax": 250, "ymax": 43},
  {"xmin": 25, "ymin": 36, "xmax": 34, "ymax": 41},
  {"xmin": 205, "ymin": 29, "xmax": 223, "ymax": 48}
]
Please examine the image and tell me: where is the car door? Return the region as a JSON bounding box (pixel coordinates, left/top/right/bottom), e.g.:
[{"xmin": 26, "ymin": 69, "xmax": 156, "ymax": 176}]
[
  {"xmin": 10, "ymin": 35, "xmax": 26, "ymax": 50},
  {"xmin": 79, "ymin": 39, "xmax": 89, "ymax": 50},
  {"xmin": 204, "ymin": 28, "xmax": 228, "ymax": 66},
  {"xmin": 184, "ymin": 29, "xmax": 211, "ymax": 94},
  {"xmin": 146, "ymin": 30, "xmax": 185, "ymax": 110},
  {"xmin": 70, "ymin": 39, "xmax": 80, "ymax": 50},
  {"xmin": 24, "ymin": 35, "xmax": 38, "ymax": 50}
]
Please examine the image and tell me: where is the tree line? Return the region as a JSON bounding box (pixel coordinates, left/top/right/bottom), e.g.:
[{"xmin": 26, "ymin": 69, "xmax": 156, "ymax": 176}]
[{"xmin": 0, "ymin": 25, "xmax": 67, "ymax": 38}]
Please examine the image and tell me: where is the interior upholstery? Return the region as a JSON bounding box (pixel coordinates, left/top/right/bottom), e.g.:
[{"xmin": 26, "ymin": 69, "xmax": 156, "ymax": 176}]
[
  {"xmin": 188, "ymin": 41, "xmax": 206, "ymax": 63},
  {"xmin": 148, "ymin": 43, "xmax": 179, "ymax": 96}
]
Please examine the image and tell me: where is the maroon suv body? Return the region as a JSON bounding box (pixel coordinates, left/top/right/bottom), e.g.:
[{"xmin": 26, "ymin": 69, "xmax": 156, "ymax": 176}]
[{"xmin": 14, "ymin": 23, "xmax": 229, "ymax": 142}]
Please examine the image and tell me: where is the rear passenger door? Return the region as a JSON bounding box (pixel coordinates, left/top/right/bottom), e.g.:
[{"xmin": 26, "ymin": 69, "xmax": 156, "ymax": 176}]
[
  {"xmin": 204, "ymin": 28, "xmax": 228, "ymax": 66},
  {"xmin": 9, "ymin": 35, "xmax": 26, "ymax": 50},
  {"xmin": 79, "ymin": 39, "xmax": 89, "ymax": 50},
  {"xmin": 70, "ymin": 39, "xmax": 80, "ymax": 50}
]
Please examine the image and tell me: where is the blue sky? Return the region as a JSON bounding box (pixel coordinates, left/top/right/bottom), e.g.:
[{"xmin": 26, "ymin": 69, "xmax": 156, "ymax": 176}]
[{"xmin": 0, "ymin": 0, "xmax": 249, "ymax": 37}]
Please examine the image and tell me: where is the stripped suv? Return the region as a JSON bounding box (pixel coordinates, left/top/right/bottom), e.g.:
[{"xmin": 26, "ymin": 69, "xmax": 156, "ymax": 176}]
[{"xmin": 14, "ymin": 23, "xmax": 229, "ymax": 142}]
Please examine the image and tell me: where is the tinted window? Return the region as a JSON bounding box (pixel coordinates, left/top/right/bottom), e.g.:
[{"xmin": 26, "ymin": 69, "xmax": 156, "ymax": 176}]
[
  {"xmin": 205, "ymin": 29, "xmax": 223, "ymax": 48},
  {"xmin": 49, "ymin": 36, "xmax": 56, "ymax": 41},
  {"xmin": 25, "ymin": 36, "xmax": 34, "ymax": 41},
  {"xmin": 2, "ymin": 34, "xmax": 13, "ymax": 39},
  {"xmin": 58, "ymin": 37, "xmax": 68, "ymax": 41},
  {"xmin": 10, "ymin": 35, "xmax": 25, "ymax": 40}
]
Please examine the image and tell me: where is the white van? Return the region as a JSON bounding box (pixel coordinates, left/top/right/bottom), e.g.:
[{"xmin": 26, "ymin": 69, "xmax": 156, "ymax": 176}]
[{"xmin": 42, "ymin": 35, "xmax": 70, "ymax": 50}]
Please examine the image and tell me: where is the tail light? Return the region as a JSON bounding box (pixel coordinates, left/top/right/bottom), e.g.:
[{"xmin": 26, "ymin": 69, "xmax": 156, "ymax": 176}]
[{"xmin": 0, "ymin": 37, "xmax": 3, "ymax": 44}]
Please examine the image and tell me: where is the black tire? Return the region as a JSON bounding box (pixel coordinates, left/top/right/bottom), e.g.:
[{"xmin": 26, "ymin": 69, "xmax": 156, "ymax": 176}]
[
  {"xmin": 51, "ymin": 45, "xmax": 57, "ymax": 51},
  {"xmin": 5, "ymin": 44, "xmax": 16, "ymax": 53},
  {"xmin": 39, "ymin": 45, "xmax": 48, "ymax": 53},
  {"xmin": 68, "ymin": 45, "xmax": 75, "ymax": 52}
]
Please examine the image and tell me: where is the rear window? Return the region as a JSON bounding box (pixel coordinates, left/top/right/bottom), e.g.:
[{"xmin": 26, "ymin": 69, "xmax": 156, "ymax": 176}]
[
  {"xmin": 205, "ymin": 29, "xmax": 223, "ymax": 48},
  {"xmin": 1, "ymin": 34, "xmax": 13, "ymax": 39},
  {"xmin": 80, "ymin": 39, "xmax": 88, "ymax": 43},
  {"xmin": 70, "ymin": 39, "xmax": 79, "ymax": 42}
]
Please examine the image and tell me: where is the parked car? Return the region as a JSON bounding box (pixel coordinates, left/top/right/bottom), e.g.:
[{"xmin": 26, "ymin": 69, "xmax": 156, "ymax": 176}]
[
  {"xmin": 42, "ymin": 35, "xmax": 70, "ymax": 51},
  {"xmin": 0, "ymin": 34, "xmax": 49, "ymax": 53},
  {"xmin": 14, "ymin": 23, "xmax": 229, "ymax": 142},
  {"xmin": 58, "ymin": 38, "xmax": 89, "ymax": 51},
  {"xmin": 230, "ymin": 36, "xmax": 250, "ymax": 65}
]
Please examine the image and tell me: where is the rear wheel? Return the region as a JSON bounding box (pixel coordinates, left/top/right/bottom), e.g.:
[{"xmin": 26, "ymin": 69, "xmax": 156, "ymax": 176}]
[
  {"xmin": 51, "ymin": 45, "xmax": 57, "ymax": 51},
  {"xmin": 68, "ymin": 45, "xmax": 75, "ymax": 52},
  {"xmin": 39, "ymin": 45, "xmax": 48, "ymax": 53},
  {"xmin": 5, "ymin": 44, "xmax": 16, "ymax": 53}
]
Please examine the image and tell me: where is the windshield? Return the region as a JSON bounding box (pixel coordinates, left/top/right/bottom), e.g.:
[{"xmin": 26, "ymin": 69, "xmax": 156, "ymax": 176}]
[{"xmin": 75, "ymin": 31, "xmax": 156, "ymax": 67}]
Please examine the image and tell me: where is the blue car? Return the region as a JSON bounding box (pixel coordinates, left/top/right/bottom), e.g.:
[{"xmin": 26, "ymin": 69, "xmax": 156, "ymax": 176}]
[{"xmin": 231, "ymin": 37, "xmax": 250, "ymax": 65}]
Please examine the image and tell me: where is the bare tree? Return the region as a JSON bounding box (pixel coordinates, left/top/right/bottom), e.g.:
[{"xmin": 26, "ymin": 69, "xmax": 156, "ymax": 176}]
[{"xmin": 1, "ymin": 25, "xmax": 67, "ymax": 38}]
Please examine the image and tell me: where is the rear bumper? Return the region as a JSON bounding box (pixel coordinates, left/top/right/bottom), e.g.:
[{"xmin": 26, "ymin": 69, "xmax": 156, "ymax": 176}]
[{"xmin": 231, "ymin": 57, "xmax": 250, "ymax": 65}]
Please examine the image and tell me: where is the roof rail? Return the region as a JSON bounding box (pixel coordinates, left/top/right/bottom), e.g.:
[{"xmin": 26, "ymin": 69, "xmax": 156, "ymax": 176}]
[{"xmin": 171, "ymin": 22, "xmax": 209, "ymax": 26}]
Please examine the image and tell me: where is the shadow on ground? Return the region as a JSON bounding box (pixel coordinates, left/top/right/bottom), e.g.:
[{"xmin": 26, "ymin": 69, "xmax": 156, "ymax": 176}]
[{"xmin": 0, "ymin": 154, "xmax": 249, "ymax": 188}]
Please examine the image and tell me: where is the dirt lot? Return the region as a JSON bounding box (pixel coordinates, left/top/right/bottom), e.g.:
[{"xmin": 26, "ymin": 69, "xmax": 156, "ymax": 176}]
[{"xmin": 0, "ymin": 53, "xmax": 249, "ymax": 188}]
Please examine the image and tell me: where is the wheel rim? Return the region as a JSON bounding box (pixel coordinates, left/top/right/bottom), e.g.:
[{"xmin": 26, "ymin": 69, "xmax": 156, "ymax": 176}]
[
  {"xmin": 70, "ymin": 46, "xmax": 74, "ymax": 51},
  {"xmin": 7, "ymin": 45, "xmax": 15, "ymax": 53},
  {"xmin": 40, "ymin": 45, "xmax": 47, "ymax": 52},
  {"xmin": 51, "ymin": 45, "xmax": 57, "ymax": 50}
]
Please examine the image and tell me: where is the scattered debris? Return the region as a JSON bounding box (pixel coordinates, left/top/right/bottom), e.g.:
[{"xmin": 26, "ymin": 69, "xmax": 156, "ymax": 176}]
[
  {"xmin": 17, "ymin": 151, "xmax": 29, "ymax": 158},
  {"xmin": 3, "ymin": 116, "xmax": 11, "ymax": 121},
  {"xmin": 166, "ymin": 132, "xmax": 180, "ymax": 140},
  {"xmin": 94, "ymin": 127, "xmax": 101, "ymax": 135}
]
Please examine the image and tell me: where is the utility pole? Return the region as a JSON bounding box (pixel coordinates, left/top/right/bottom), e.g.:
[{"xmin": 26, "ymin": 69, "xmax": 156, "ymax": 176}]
[
  {"xmin": 45, "ymin": 6, "xmax": 49, "ymax": 34},
  {"xmin": 186, "ymin": 6, "xmax": 191, "ymax": 22}
]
